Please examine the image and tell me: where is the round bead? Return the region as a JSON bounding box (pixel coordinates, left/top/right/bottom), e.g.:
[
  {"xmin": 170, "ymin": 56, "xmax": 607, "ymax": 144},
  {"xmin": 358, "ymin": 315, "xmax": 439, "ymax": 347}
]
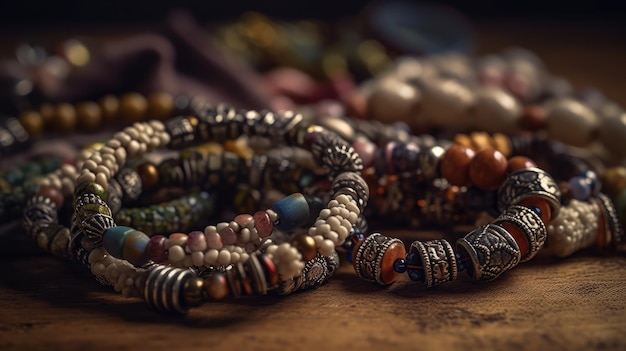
[
  {"xmin": 204, "ymin": 273, "xmax": 229, "ymax": 300},
  {"xmin": 471, "ymin": 87, "xmax": 522, "ymax": 134},
  {"xmin": 187, "ymin": 231, "xmax": 207, "ymax": 252},
  {"xmin": 182, "ymin": 277, "xmax": 204, "ymax": 308},
  {"xmin": 253, "ymin": 211, "xmax": 273, "ymax": 238},
  {"xmin": 545, "ymin": 98, "xmax": 598, "ymax": 147},
  {"xmin": 440, "ymin": 144, "xmax": 475, "ymax": 186},
  {"xmin": 291, "ymin": 233, "xmax": 317, "ymax": 261},
  {"xmin": 602, "ymin": 167, "xmax": 626, "ymax": 198},
  {"xmin": 392, "ymin": 258, "xmax": 407, "ymax": 273},
  {"xmin": 568, "ymin": 176, "xmax": 592, "ymax": 201},
  {"xmin": 119, "ymin": 92, "xmax": 148, "ymax": 122},
  {"xmin": 147, "ymin": 92, "xmax": 174, "ymax": 120},
  {"xmin": 520, "ymin": 105, "xmax": 547, "ymax": 131},
  {"xmin": 53, "ymin": 103, "xmax": 77, "ymax": 132},
  {"xmin": 146, "ymin": 235, "xmax": 167, "ymax": 263},
  {"xmin": 99, "ymin": 94, "xmax": 119, "ymax": 124},
  {"xmin": 507, "ymin": 156, "xmax": 537, "ymax": 172},
  {"xmin": 416, "ymin": 78, "xmax": 474, "ymax": 131},
  {"xmin": 219, "ymin": 226, "xmax": 237, "ymax": 245},
  {"xmin": 135, "ymin": 162, "xmax": 159, "ymax": 190},
  {"xmin": 599, "ymin": 113, "xmax": 626, "ymax": 159},
  {"xmin": 272, "ymin": 193, "xmax": 310, "ymax": 231},
  {"xmin": 469, "ymin": 148, "xmax": 508, "ymax": 190},
  {"xmin": 122, "ymin": 230, "xmax": 150, "ymax": 266},
  {"xmin": 76, "ymin": 101, "xmax": 102, "ymax": 131},
  {"xmin": 37, "ymin": 185, "xmax": 64, "ymax": 208},
  {"xmin": 367, "ymin": 77, "xmax": 420, "ymax": 124},
  {"xmin": 167, "ymin": 245, "xmax": 186, "ymax": 263},
  {"xmin": 234, "ymin": 214, "xmax": 254, "ymax": 228},
  {"xmin": 205, "ymin": 229, "xmax": 223, "ymax": 250},
  {"xmin": 18, "ymin": 110, "xmax": 44, "ymax": 137}
]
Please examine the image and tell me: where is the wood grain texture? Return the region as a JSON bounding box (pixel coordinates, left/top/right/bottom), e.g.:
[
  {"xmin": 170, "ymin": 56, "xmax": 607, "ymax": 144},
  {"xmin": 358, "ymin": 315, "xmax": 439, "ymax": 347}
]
[{"xmin": 2, "ymin": 18, "xmax": 626, "ymax": 351}]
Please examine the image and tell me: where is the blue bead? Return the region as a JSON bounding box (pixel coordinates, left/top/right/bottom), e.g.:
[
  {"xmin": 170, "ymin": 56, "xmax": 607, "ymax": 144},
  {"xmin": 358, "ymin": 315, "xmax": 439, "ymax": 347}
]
[
  {"xmin": 580, "ymin": 170, "xmax": 601, "ymax": 195},
  {"xmin": 346, "ymin": 249, "xmax": 353, "ymax": 263},
  {"xmin": 272, "ymin": 193, "xmax": 310, "ymax": 231},
  {"xmin": 568, "ymin": 176, "xmax": 592, "ymax": 200},
  {"xmin": 103, "ymin": 226, "xmax": 135, "ymax": 258},
  {"xmin": 527, "ymin": 206, "xmax": 542, "ymax": 217},
  {"xmin": 393, "ymin": 258, "xmax": 407, "ymax": 273},
  {"xmin": 406, "ymin": 252, "xmax": 420, "ymax": 265},
  {"xmin": 407, "ymin": 269, "xmax": 423, "ymax": 282}
]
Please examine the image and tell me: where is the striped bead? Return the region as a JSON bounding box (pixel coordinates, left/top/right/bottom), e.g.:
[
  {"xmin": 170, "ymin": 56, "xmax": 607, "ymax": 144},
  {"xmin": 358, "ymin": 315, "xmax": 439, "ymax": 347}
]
[
  {"xmin": 103, "ymin": 226, "xmax": 135, "ymax": 258},
  {"xmin": 122, "ymin": 230, "xmax": 150, "ymax": 266}
]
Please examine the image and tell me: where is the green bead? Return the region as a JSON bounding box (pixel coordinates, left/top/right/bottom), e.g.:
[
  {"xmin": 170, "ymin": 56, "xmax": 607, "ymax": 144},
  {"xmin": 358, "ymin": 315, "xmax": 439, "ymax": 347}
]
[
  {"xmin": 74, "ymin": 182, "xmax": 108, "ymax": 204},
  {"xmin": 103, "ymin": 226, "xmax": 135, "ymax": 258}
]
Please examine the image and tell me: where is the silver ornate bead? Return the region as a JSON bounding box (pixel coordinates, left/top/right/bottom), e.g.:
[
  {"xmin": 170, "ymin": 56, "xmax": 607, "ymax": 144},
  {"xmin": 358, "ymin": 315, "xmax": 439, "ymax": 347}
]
[
  {"xmin": 456, "ymin": 224, "xmax": 521, "ymax": 282},
  {"xmin": 353, "ymin": 233, "xmax": 405, "ymax": 285},
  {"xmin": 23, "ymin": 195, "xmax": 58, "ymax": 233},
  {"xmin": 276, "ymin": 251, "xmax": 337, "ymax": 295},
  {"xmin": 81, "ymin": 213, "xmax": 116, "ymax": 244},
  {"xmin": 107, "ymin": 178, "xmax": 123, "ymax": 214},
  {"xmin": 595, "ymin": 193, "xmax": 625, "ymax": 253},
  {"xmin": 409, "ymin": 239, "xmax": 457, "ymax": 287},
  {"xmin": 493, "ymin": 205, "xmax": 547, "ymax": 262},
  {"xmin": 331, "ymin": 171, "xmax": 369, "ymax": 210},
  {"xmin": 165, "ymin": 115, "xmax": 197, "ymax": 149},
  {"xmin": 309, "ymin": 130, "xmax": 363, "ymax": 178},
  {"xmin": 497, "ymin": 167, "xmax": 561, "ymax": 217},
  {"xmin": 143, "ymin": 265, "xmax": 195, "ymax": 314},
  {"xmin": 116, "ymin": 167, "xmax": 143, "ymax": 202}
]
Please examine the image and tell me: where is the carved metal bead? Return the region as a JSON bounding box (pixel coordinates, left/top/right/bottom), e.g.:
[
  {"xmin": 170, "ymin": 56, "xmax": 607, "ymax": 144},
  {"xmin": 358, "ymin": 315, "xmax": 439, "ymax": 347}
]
[
  {"xmin": 165, "ymin": 115, "xmax": 197, "ymax": 149},
  {"xmin": 115, "ymin": 167, "xmax": 143, "ymax": 203},
  {"xmin": 23, "ymin": 195, "xmax": 58, "ymax": 233},
  {"xmin": 310, "ymin": 130, "xmax": 363, "ymax": 178},
  {"xmin": 143, "ymin": 265, "xmax": 195, "ymax": 314},
  {"xmin": 276, "ymin": 251, "xmax": 338, "ymax": 295},
  {"xmin": 493, "ymin": 205, "xmax": 547, "ymax": 262},
  {"xmin": 595, "ymin": 193, "xmax": 625, "ymax": 253},
  {"xmin": 497, "ymin": 167, "xmax": 561, "ymax": 217},
  {"xmin": 81, "ymin": 213, "xmax": 116, "ymax": 244},
  {"xmin": 353, "ymin": 233, "xmax": 403, "ymax": 285},
  {"xmin": 331, "ymin": 172, "xmax": 369, "ymax": 210},
  {"xmin": 409, "ymin": 239, "xmax": 458, "ymax": 287},
  {"xmin": 456, "ymin": 224, "xmax": 521, "ymax": 282},
  {"xmin": 107, "ymin": 178, "xmax": 123, "ymax": 215}
]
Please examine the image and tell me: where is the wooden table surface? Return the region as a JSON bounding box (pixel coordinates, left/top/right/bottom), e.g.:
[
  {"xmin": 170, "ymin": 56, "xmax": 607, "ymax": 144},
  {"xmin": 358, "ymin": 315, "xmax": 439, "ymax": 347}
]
[{"xmin": 1, "ymin": 17, "xmax": 626, "ymax": 351}]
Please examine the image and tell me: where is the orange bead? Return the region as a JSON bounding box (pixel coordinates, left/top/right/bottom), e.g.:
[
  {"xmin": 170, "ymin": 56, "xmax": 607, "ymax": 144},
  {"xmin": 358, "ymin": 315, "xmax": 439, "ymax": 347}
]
[
  {"xmin": 147, "ymin": 92, "xmax": 174, "ymax": 120},
  {"xmin": 440, "ymin": 144, "xmax": 475, "ymax": 186},
  {"xmin": 519, "ymin": 197, "xmax": 552, "ymax": 225},
  {"xmin": 136, "ymin": 162, "xmax": 159, "ymax": 190},
  {"xmin": 507, "ymin": 156, "xmax": 537, "ymax": 173},
  {"xmin": 18, "ymin": 110, "xmax": 44, "ymax": 137},
  {"xmin": 469, "ymin": 148, "xmax": 508, "ymax": 190},
  {"xmin": 203, "ymin": 273, "xmax": 229, "ymax": 300},
  {"xmin": 499, "ymin": 222, "xmax": 530, "ymax": 259},
  {"xmin": 99, "ymin": 94, "xmax": 119, "ymax": 124},
  {"xmin": 119, "ymin": 92, "xmax": 148, "ymax": 123},
  {"xmin": 53, "ymin": 103, "xmax": 77, "ymax": 132},
  {"xmin": 520, "ymin": 105, "xmax": 547, "ymax": 131},
  {"xmin": 76, "ymin": 101, "xmax": 103, "ymax": 131},
  {"xmin": 380, "ymin": 241, "xmax": 407, "ymax": 285}
]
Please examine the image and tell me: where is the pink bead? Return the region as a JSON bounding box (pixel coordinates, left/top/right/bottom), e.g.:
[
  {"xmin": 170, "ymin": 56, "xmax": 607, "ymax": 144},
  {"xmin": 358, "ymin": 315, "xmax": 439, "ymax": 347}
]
[
  {"xmin": 234, "ymin": 214, "xmax": 253, "ymax": 228},
  {"xmin": 219, "ymin": 226, "xmax": 237, "ymax": 245},
  {"xmin": 253, "ymin": 211, "xmax": 273, "ymax": 238},
  {"xmin": 146, "ymin": 235, "xmax": 167, "ymax": 263},
  {"xmin": 187, "ymin": 231, "xmax": 207, "ymax": 252},
  {"xmin": 352, "ymin": 137, "xmax": 377, "ymax": 168},
  {"xmin": 205, "ymin": 230, "xmax": 223, "ymax": 250}
]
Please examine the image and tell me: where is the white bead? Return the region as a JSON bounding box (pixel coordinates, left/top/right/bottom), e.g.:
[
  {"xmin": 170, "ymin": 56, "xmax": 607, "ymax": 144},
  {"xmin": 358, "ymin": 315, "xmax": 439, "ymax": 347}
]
[
  {"xmin": 267, "ymin": 209, "xmax": 278, "ymax": 222},
  {"xmin": 599, "ymin": 113, "xmax": 626, "ymax": 159},
  {"xmin": 149, "ymin": 120, "xmax": 165, "ymax": 131},
  {"xmin": 471, "ymin": 87, "xmax": 522, "ymax": 134},
  {"xmin": 326, "ymin": 230, "xmax": 339, "ymax": 244},
  {"xmin": 183, "ymin": 255, "xmax": 193, "ymax": 267},
  {"xmin": 239, "ymin": 228, "xmax": 250, "ymax": 244},
  {"xmin": 158, "ymin": 133, "xmax": 170, "ymax": 146},
  {"xmin": 204, "ymin": 249, "xmax": 219, "ymax": 265},
  {"xmin": 204, "ymin": 225, "xmax": 217, "ymax": 235},
  {"xmin": 344, "ymin": 201, "xmax": 359, "ymax": 216},
  {"xmin": 216, "ymin": 222, "xmax": 229, "ymax": 231},
  {"xmin": 327, "ymin": 200, "xmax": 340, "ymax": 208},
  {"xmin": 347, "ymin": 212, "xmax": 358, "ymax": 225},
  {"xmin": 60, "ymin": 164, "xmax": 76, "ymax": 177},
  {"xmin": 90, "ymin": 153, "xmax": 102, "ymax": 164},
  {"xmin": 318, "ymin": 208, "xmax": 331, "ymax": 219},
  {"xmin": 106, "ymin": 139, "xmax": 121, "ymax": 149},
  {"xmin": 416, "ymin": 77, "xmax": 475, "ymax": 131},
  {"xmin": 127, "ymin": 140, "xmax": 141, "ymax": 157},
  {"xmin": 91, "ymin": 262, "xmax": 106, "ymax": 276},
  {"xmin": 326, "ymin": 216, "xmax": 342, "ymax": 232},
  {"xmin": 61, "ymin": 177, "xmax": 74, "ymax": 195},
  {"xmin": 99, "ymin": 146, "xmax": 114, "ymax": 155},
  {"xmin": 168, "ymin": 245, "xmax": 186, "ymax": 263},
  {"xmin": 95, "ymin": 165, "xmax": 111, "ymax": 179},
  {"xmin": 229, "ymin": 221, "xmax": 240, "ymax": 232},
  {"xmin": 50, "ymin": 176, "xmax": 62, "ymax": 190},
  {"xmin": 230, "ymin": 252, "xmax": 240, "ymax": 263},
  {"xmin": 545, "ymin": 98, "xmax": 599, "ymax": 147},
  {"xmin": 95, "ymin": 172, "xmax": 108, "ymax": 188},
  {"xmin": 217, "ymin": 250, "xmax": 231, "ymax": 265},
  {"xmin": 368, "ymin": 77, "xmax": 421, "ymax": 124},
  {"xmin": 240, "ymin": 252, "xmax": 249, "ymax": 262},
  {"xmin": 318, "ymin": 239, "xmax": 335, "ymax": 256},
  {"xmin": 124, "ymin": 126, "xmax": 139, "ymax": 140}
]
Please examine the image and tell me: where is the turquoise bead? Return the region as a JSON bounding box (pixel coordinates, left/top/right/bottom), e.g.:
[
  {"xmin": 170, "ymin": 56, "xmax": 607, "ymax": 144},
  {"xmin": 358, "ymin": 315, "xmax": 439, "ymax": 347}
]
[
  {"xmin": 103, "ymin": 226, "xmax": 135, "ymax": 258},
  {"xmin": 272, "ymin": 193, "xmax": 310, "ymax": 231}
]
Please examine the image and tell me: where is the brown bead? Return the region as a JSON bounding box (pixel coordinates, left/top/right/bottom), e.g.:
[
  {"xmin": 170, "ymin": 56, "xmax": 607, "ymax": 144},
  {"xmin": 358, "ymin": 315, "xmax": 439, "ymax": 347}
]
[
  {"xmin": 53, "ymin": 103, "xmax": 77, "ymax": 132},
  {"xmin": 343, "ymin": 92, "xmax": 368, "ymax": 119},
  {"xmin": 519, "ymin": 197, "xmax": 552, "ymax": 225},
  {"xmin": 37, "ymin": 185, "xmax": 64, "ymax": 208},
  {"xmin": 507, "ymin": 156, "xmax": 537, "ymax": 173},
  {"xmin": 291, "ymin": 233, "xmax": 317, "ymax": 261},
  {"xmin": 469, "ymin": 148, "xmax": 508, "ymax": 190},
  {"xmin": 380, "ymin": 241, "xmax": 407, "ymax": 285},
  {"xmin": 147, "ymin": 92, "xmax": 174, "ymax": 120},
  {"xmin": 119, "ymin": 92, "xmax": 148, "ymax": 123},
  {"xmin": 469, "ymin": 132, "xmax": 492, "ymax": 152},
  {"xmin": 136, "ymin": 162, "xmax": 159, "ymax": 190},
  {"xmin": 76, "ymin": 101, "xmax": 102, "ymax": 131},
  {"xmin": 440, "ymin": 144, "xmax": 475, "ymax": 186},
  {"xmin": 183, "ymin": 277, "xmax": 204, "ymax": 308},
  {"xmin": 204, "ymin": 273, "xmax": 229, "ymax": 300},
  {"xmin": 18, "ymin": 110, "xmax": 44, "ymax": 137},
  {"xmin": 99, "ymin": 94, "xmax": 119, "ymax": 124},
  {"xmin": 520, "ymin": 105, "xmax": 547, "ymax": 131},
  {"xmin": 492, "ymin": 133, "xmax": 511, "ymax": 157},
  {"xmin": 39, "ymin": 103, "xmax": 55, "ymax": 124}
]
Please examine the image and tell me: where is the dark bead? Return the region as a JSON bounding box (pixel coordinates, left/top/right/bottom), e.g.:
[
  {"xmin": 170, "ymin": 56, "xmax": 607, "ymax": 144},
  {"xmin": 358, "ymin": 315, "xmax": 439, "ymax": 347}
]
[{"xmin": 393, "ymin": 258, "xmax": 407, "ymax": 273}]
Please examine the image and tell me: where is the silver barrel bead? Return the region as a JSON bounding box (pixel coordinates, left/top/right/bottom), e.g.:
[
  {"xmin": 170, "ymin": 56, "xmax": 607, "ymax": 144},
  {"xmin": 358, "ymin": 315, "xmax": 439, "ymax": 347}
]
[
  {"xmin": 143, "ymin": 265, "xmax": 195, "ymax": 314},
  {"xmin": 492, "ymin": 205, "xmax": 547, "ymax": 262},
  {"xmin": 409, "ymin": 239, "xmax": 458, "ymax": 287},
  {"xmin": 456, "ymin": 224, "xmax": 521, "ymax": 282},
  {"xmin": 497, "ymin": 167, "xmax": 561, "ymax": 217}
]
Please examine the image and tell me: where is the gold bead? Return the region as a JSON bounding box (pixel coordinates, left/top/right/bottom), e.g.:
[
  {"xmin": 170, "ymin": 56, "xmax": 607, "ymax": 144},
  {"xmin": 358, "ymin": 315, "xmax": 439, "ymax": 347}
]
[
  {"xmin": 39, "ymin": 103, "xmax": 55, "ymax": 124},
  {"xmin": 203, "ymin": 273, "xmax": 229, "ymax": 300},
  {"xmin": 602, "ymin": 167, "xmax": 626, "ymax": 198},
  {"xmin": 99, "ymin": 94, "xmax": 119, "ymax": 124},
  {"xmin": 76, "ymin": 101, "xmax": 103, "ymax": 131},
  {"xmin": 18, "ymin": 110, "xmax": 44, "ymax": 137},
  {"xmin": 119, "ymin": 92, "xmax": 147, "ymax": 123},
  {"xmin": 291, "ymin": 233, "xmax": 317, "ymax": 261},
  {"xmin": 183, "ymin": 277, "xmax": 204, "ymax": 308},
  {"xmin": 147, "ymin": 92, "xmax": 174, "ymax": 120},
  {"xmin": 136, "ymin": 162, "xmax": 159, "ymax": 190},
  {"xmin": 53, "ymin": 103, "xmax": 77, "ymax": 132}
]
